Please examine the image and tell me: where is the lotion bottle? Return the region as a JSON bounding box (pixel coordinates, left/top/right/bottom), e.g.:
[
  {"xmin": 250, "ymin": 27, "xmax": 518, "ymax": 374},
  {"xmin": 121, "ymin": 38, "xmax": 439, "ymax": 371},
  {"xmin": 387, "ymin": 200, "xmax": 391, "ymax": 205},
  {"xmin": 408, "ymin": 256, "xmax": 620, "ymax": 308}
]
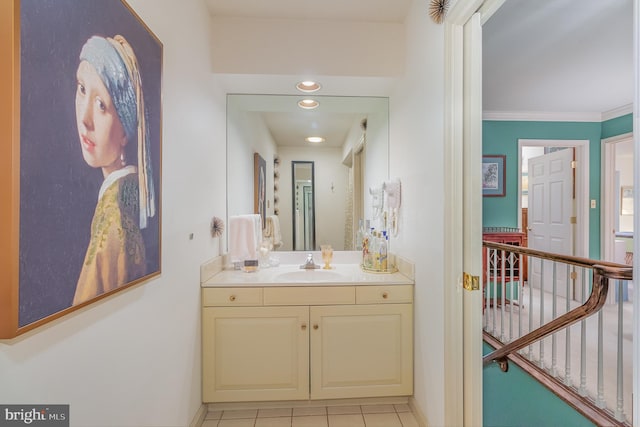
[{"xmin": 379, "ymin": 232, "xmax": 388, "ymax": 271}]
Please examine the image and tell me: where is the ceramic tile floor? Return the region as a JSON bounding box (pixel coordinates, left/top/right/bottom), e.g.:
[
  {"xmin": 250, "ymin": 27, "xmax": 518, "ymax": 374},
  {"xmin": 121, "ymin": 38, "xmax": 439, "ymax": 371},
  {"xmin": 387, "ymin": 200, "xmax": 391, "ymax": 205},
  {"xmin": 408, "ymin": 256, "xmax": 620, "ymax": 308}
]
[{"xmin": 201, "ymin": 404, "xmax": 420, "ymax": 427}]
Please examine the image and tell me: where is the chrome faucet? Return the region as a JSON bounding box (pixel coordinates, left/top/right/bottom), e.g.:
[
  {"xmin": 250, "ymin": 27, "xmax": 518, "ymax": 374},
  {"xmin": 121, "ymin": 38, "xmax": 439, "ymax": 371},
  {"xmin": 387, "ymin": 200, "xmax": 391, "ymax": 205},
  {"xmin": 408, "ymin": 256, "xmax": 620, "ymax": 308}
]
[{"xmin": 300, "ymin": 253, "xmax": 320, "ymax": 269}]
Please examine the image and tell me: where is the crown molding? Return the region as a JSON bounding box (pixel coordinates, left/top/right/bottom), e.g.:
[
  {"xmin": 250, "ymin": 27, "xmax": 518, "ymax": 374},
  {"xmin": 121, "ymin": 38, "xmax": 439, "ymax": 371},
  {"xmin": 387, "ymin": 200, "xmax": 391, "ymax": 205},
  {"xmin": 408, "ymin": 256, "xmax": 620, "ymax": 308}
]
[
  {"xmin": 482, "ymin": 110, "xmax": 602, "ymax": 122},
  {"xmin": 483, "ymin": 104, "xmax": 633, "ymax": 123},
  {"xmin": 601, "ymin": 103, "xmax": 633, "ymax": 121}
]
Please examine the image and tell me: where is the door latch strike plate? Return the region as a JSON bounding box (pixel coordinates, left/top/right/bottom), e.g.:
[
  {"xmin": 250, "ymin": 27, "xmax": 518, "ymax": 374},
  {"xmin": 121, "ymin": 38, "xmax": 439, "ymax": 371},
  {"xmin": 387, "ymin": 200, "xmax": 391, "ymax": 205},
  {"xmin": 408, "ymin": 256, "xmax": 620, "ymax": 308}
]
[{"xmin": 463, "ymin": 272, "xmax": 480, "ymax": 291}]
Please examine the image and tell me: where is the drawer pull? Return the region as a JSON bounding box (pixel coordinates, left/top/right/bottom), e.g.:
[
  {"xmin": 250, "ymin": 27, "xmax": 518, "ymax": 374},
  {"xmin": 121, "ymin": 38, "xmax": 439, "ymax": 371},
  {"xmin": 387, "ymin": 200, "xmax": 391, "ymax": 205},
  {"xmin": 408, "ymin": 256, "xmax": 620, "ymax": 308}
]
[
  {"xmin": 229, "ymin": 295, "xmax": 236, "ymax": 302},
  {"xmin": 301, "ymin": 323, "xmax": 307, "ymax": 330},
  {"xmin": 382, "ymin": 292, "xmax": 389, "ymax": 299},
  {"xmin": 313, "ymin": 324, "xmax": 319, "ymax": 330}
]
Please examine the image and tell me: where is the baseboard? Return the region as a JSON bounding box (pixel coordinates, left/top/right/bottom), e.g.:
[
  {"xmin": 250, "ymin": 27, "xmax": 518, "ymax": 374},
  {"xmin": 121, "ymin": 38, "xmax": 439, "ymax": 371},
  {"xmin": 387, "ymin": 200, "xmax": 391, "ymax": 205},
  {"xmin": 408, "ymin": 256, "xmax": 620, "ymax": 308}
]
[
  {"xmin": 189, "ymin": 403, "xmax": 207, "ymax": 427},
  {"xmin": 206, "ymin": 396, "xmax": 410, "ymax": 412},
  {"xmin": 408, "ymin": 397, "xmax": 428, "ymax": 427}
]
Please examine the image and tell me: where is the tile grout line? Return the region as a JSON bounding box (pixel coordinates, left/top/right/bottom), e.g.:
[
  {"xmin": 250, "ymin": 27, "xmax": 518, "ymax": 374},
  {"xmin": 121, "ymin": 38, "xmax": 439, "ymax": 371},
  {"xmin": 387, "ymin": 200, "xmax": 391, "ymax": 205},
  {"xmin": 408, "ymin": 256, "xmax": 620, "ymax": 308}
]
[{"xmin": 209, "ymin": 404, "xmax": 418, "ymax": 427}]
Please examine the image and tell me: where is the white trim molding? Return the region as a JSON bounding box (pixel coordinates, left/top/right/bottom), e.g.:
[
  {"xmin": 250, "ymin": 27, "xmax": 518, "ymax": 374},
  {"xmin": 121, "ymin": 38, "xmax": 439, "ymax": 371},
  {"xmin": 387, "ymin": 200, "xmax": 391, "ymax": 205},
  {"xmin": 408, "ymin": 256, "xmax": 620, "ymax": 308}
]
[
  {"xmin": 484, "ymin": 104, "xmax": 633, "ymax": 123},
  {"xmin": 602, "ymin": 103, "xmax": 634, "ymax": 121},
  {"xmin": 189, "ymin": 404, "xmax": 207, "ymax": 427},
  {"xmin": 484, "ymin": 110, "xmax": 602, "ymax": 122}
]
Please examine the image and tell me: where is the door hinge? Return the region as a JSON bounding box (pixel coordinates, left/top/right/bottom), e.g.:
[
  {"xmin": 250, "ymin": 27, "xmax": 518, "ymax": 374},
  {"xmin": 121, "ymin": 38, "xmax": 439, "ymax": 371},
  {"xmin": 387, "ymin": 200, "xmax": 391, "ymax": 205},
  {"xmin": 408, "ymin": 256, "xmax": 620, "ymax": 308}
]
[
  {"xmin": 570, "ymin": 216, "xmax": 577, "ymax": 224},
  {"xmin": 463, "ymin": 272, "xmax": 480, "ymax": 291},
  {"xmin": 571, "ymin": 160, "xmax": 577, "ymax": 169}
]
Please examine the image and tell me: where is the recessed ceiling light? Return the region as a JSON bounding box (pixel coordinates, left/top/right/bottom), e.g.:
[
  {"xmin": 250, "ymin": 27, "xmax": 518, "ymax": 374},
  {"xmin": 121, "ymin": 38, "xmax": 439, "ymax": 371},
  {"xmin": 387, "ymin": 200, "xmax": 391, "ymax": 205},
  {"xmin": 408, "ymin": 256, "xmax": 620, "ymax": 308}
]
[
  {"xmin": 305, "ymin": 136, "xmax": 325, "ymax": 143},
  {"xmin": 298, "ymin": 99, "xmax": 319, "ymax": 109},
  {"xmin": 296, "ymin": 81, "xmax": 321, "ymax": 93}
]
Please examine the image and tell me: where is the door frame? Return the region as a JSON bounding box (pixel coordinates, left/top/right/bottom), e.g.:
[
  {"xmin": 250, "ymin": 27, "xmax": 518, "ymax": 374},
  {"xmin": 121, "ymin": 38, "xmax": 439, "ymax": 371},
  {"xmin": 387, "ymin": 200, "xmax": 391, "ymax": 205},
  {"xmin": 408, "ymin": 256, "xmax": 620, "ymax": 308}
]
[
  {"xmin": 443, "ymin": 0, "xmax": 506, "ymax": 425},
  {"xmin": 601, "ymin": 132, "xmax": 633, "ymax": 262},
  {"xmin": 518, "ymin": 139, "xmax": 589, "ymax": 259},
  {"xmin": 445, "ymin": 0, "xmax": 640, "ymax": 425}
]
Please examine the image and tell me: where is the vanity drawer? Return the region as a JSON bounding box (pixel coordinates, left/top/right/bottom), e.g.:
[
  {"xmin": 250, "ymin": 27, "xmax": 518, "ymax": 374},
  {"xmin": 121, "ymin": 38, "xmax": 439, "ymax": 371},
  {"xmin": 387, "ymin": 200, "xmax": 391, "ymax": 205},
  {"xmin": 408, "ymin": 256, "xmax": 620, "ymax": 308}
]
[
  {"xmin": 356, "ymin": 285, "xmax": 413, "ymax": 304},
  {"xmin": 264, "ymin": 286, "xmax": 355, "ymax": 306},
  {"xmin": 202, "ymin": 287, "xmax": 263, "ymax": 306}
]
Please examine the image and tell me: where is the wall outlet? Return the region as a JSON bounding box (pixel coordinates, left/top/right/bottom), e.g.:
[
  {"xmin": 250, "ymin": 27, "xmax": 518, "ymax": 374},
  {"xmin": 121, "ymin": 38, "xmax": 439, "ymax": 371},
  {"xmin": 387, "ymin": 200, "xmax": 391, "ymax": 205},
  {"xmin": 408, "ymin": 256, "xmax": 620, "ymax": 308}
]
[{"xmin": 590, "ymin": 199, "xmax": 597, "ymax": 209}]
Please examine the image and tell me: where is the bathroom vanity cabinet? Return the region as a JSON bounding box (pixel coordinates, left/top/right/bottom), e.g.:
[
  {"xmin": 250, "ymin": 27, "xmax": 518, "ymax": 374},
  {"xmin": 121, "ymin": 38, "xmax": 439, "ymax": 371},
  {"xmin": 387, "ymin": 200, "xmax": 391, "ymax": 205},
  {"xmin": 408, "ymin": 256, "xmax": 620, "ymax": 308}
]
[{"xmin": 202, "ymin": 284, "xmax": 413, "ymax": 403}]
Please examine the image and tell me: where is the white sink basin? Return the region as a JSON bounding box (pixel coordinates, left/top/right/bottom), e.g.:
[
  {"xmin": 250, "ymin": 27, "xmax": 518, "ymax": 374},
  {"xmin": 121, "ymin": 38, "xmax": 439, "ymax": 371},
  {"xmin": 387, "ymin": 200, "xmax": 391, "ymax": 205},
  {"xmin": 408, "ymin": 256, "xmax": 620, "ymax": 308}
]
[{"xmin": 273, "ymin": 269, "xmax": 349, "ymax": 283}]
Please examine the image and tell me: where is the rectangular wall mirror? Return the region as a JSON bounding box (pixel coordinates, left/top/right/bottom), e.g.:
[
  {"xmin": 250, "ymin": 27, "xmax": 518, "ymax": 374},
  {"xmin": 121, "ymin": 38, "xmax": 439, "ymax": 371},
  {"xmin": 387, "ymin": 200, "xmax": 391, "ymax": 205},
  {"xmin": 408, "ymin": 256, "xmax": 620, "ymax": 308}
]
[{"xmin": 226, "ymin": 94, "xmax": 389, "ymax": 251}]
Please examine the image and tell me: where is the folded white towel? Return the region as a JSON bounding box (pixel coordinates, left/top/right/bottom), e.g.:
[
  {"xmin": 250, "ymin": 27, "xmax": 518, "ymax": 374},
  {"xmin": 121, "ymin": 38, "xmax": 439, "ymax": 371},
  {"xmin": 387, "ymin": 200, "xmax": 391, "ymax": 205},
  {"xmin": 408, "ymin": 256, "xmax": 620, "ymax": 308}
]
[
  {"xmin": 263, "ymin": 215, "xmax": 283, "ymax": 249},
  {"xmin": 229, "ymin": 214, "xmax": 261, "ymax": 262}
]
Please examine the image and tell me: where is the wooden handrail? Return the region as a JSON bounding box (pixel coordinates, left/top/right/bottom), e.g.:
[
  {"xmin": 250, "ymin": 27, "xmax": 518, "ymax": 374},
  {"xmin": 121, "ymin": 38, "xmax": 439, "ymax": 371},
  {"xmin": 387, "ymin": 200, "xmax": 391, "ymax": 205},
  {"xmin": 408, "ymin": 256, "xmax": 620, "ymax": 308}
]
[{"xmin": 482, "ymin": 242, "xmax": 632, "ymax": 371}]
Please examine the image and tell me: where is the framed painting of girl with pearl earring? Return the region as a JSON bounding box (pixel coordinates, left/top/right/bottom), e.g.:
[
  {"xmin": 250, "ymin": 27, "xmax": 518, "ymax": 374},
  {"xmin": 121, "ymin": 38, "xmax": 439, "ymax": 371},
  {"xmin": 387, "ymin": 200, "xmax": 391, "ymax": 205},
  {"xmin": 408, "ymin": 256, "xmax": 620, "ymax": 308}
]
[{"xmin": 0, "ymin": 0, "xmax": 162, "ymax": 339}]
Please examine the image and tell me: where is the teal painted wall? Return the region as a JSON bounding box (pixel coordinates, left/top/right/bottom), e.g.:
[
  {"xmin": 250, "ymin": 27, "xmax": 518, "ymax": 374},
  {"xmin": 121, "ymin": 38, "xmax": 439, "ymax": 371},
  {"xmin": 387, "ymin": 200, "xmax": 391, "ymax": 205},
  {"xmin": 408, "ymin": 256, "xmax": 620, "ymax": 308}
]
[
  {"xmin": 483, "ymin": 342, "xmax": 595, "ymax": 427},
  {"xmin": 482, "ymin": 116, "xmax": 633, "ymax": 259},
  {"xmin": 602, "ymin": 113, "xmax": 632, "ymax": 139}
]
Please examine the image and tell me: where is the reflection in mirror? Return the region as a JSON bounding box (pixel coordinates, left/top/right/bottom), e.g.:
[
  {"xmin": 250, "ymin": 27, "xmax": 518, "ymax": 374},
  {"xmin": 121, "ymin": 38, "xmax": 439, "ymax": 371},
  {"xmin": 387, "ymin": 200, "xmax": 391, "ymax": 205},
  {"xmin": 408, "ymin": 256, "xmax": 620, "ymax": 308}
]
[
  {"xmin": 292, "ymin": 161, "xmax": 315, "ymax": 250},
  {"xmin": 227, "ymin": 94, "xmax": 389, "ymax": 251}
]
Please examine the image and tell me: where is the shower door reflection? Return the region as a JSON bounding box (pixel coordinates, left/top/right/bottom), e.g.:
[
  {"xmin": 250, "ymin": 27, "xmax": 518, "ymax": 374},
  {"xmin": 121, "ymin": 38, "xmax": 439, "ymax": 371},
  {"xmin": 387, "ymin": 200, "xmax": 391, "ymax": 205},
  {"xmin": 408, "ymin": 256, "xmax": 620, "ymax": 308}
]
[{"xmin": 292, "ymin": 161, "xmax": 316, "ymax": 251}]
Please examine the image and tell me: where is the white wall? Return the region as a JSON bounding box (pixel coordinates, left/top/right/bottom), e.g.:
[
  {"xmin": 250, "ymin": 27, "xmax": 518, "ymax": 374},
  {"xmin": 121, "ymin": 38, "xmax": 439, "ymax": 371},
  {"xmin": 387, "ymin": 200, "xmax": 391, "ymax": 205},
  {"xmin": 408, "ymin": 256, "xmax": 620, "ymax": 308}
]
[
  {"xmin": 227, "ymin": 111, "xmax": 277, "ymax": 218},
  {"xmin": 211, "ymin": 17, "xmax": 405, "ymax": 77},
  {"xmin": 389, "ymin": 0, "xmax": 446, "ymax": 425},
  {"xmin": 0, "ymin": 1, "xmax": 226, "ymax": 426},
  {"xmin": 363, "ymin": 110, "xmax": 391, "ymax": 231}
]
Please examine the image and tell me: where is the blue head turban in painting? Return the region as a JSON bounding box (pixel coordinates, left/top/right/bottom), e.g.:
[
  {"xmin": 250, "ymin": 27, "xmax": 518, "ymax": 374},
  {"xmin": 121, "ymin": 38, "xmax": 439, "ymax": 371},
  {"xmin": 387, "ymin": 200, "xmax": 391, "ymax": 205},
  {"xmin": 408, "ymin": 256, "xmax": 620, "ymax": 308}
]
[{"xmin": 78, "ymin": 35, "xmax": 155, "ymax": 229}]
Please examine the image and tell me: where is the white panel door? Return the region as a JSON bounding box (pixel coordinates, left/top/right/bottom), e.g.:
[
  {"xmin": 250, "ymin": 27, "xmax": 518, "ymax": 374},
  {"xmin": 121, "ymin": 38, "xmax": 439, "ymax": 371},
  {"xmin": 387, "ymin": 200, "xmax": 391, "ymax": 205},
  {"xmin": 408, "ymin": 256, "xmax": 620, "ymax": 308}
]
[{"xmin": 528, "ymin": 148, "xmax": 574, "ymax": 298}]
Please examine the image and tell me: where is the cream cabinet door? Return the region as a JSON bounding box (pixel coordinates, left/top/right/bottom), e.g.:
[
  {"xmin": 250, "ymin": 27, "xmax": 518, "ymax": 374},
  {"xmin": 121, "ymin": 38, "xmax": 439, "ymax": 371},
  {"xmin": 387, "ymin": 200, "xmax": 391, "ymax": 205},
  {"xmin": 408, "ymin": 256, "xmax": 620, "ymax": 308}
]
[
  {"xmin": 309, "ymin": 304, "xmax": 413, "ymax": 399},
  {"xmin": 203, "ymin": 306, "xmax": 309, "ymax": 402}
]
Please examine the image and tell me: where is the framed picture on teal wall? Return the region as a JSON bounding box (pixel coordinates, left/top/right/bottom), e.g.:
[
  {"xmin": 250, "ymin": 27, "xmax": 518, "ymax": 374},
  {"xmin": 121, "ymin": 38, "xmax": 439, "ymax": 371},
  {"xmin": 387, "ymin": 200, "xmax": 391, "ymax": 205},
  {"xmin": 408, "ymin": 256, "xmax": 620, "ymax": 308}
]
[{"xmin": 482, "ymin": 155, "xmax": 506, "ymax": 197}]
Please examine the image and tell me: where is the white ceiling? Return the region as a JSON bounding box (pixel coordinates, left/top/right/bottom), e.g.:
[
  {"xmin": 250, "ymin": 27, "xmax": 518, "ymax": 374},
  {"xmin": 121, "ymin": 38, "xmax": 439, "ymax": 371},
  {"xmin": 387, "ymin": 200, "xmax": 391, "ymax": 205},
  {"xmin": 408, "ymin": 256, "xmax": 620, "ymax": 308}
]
[
  {"xmin": 483, "ymin": 0, "xmax": 633, "ymax": 114},
  {"xmin": 228, "ymin": 94, "xmax": 386, "ymax": 148},
  {"xmin": 207, "ymin": 0, "xmax": 634, "ymax": 146}
]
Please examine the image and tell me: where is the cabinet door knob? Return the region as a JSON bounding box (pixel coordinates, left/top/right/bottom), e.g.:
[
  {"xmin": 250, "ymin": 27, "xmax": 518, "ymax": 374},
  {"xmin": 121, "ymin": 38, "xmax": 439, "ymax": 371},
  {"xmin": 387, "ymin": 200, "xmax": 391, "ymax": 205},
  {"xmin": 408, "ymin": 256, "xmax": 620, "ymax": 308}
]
[
  {"xmin": 301, "ymin": 323, "xmax": 307, "ymax": 330},
  {"xmin": 382, "ymin": 292, "xmax": 389, "ymax": 299},
  {"xmin": 313, "ymin": 324, "xmax": 319, "ymax": 330},
  {"xmin": 229, "ymin": 295, "xmax": 236, "ymax": 302}
]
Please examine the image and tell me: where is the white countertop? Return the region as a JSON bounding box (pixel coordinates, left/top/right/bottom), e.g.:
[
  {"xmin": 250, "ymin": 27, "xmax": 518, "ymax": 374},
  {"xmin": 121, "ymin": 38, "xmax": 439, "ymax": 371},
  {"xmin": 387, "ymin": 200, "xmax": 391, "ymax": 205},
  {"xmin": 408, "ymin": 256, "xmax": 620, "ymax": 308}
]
[{"xmin": 202, "ymin": 263, "xmax": 414, "ymax": 287}]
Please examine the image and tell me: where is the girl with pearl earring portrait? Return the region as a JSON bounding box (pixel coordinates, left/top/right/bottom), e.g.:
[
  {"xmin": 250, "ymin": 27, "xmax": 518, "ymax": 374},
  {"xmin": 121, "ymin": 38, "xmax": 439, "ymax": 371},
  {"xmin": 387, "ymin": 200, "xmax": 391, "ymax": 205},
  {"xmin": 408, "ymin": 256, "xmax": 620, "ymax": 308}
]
[{"xmin": 72, "ymin": 34, "xmax": 156, "ymax": 305}]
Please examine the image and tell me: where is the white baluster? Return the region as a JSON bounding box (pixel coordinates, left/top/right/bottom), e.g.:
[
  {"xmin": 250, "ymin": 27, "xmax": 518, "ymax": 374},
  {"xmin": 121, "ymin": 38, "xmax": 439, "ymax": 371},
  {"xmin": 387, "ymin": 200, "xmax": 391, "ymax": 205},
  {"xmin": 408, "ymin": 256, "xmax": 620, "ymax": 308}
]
[
  {"xmin": 596, "ymin": 309, "xmax": 605, "ymax": 408},
  {"xmin": 551, "ymin": 262, "xmax": 558, "ymax": 377},
  {"xmin": 528, "ymin": 257, "xmax": 535, "ymax": 360},
  {"xmin": 564, "ymin": 264, "xmax": 572, "ymax": 386},
  {"xmin": 579, "ymin": 270, "xmax": 587, "ymax": 396},
  {"xmin": 615, "ymin": 279, "xmax": 625, "ymax": 421},
  {"xmin": 500, "ymin": 249, "xmax": 506, "ymax": 342},
  {"xmin": 538, "ymin": 260, "xmax": 545, "ymax": 369}
]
